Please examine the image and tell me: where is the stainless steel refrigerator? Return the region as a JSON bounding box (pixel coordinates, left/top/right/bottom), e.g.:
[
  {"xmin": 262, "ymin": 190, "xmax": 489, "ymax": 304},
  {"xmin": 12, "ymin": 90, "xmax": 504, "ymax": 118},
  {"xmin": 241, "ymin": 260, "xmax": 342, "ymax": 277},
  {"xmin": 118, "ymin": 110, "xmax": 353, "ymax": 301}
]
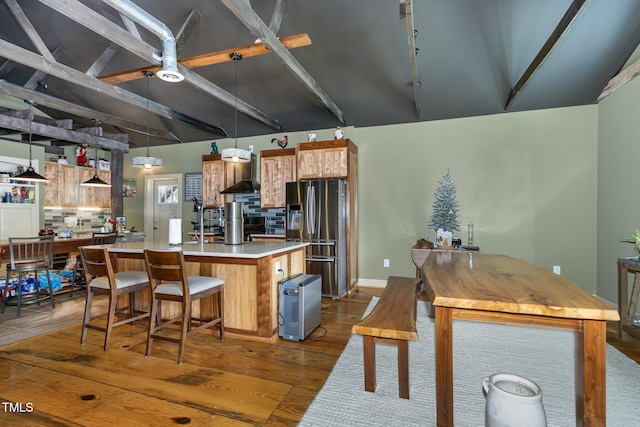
[{"xmin": 286, "ymin": 179, "xmax": 347, "ymax": 298}]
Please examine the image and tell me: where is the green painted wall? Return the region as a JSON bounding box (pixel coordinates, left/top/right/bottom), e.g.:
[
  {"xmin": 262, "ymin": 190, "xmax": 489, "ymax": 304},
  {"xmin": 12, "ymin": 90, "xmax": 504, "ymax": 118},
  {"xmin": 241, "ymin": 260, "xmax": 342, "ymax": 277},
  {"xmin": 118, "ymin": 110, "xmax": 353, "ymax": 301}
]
[
  {"xmin": 597, "ymin": 75, "xmax": 640, "ymax": 303},
  {"xmin": 0, "ymin": 103, "xmax": 608, "ymax": 296},
  {"xmin": 353, "ymin": 107, "xmax": 598, "ymax": 291},
  {"xmin": 122, "ymin": 106, "xmax": 599, "ymax": 293}
]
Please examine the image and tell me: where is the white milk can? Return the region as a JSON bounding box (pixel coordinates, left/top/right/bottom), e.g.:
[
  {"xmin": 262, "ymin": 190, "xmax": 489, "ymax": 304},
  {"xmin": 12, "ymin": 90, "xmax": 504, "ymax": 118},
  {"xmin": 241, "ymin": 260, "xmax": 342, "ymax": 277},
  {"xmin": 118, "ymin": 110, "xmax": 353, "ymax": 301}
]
[{"xmin": 483, "ymin": 373, "xmax": 547, "ymax": 427}]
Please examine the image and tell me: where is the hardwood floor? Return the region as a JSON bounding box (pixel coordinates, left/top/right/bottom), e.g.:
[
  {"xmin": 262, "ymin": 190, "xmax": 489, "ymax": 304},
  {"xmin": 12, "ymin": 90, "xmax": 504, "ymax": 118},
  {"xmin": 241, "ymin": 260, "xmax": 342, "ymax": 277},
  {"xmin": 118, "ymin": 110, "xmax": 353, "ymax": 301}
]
[{"xmin": 0, "ymin": 286, "xmax": 638, "ymax": 426}]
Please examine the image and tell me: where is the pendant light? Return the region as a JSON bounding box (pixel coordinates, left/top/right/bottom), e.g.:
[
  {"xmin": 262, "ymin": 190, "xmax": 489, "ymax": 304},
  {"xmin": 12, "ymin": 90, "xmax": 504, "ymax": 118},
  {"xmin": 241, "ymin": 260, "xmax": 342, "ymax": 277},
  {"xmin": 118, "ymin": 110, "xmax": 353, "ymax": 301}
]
[
  {"xmin": 12, "ymin": 100, "xmax": 49, "ymax": 183},
  {"xmin": 81, "ymin": 120, "xmax": 111, "ymax": 188},
  {"xmin": 221, "ymin": 53, "xmax": 251, "ymax": 163},
  {"xmin": 132, "ymin": 71, "xmax": 162, "ymax": 169}
]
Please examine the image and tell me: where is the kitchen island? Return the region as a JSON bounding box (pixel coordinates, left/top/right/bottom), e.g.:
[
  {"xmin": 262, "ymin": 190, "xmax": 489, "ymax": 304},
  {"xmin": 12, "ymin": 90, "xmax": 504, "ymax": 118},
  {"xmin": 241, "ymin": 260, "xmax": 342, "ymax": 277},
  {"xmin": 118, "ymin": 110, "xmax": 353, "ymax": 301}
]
[{"xmin": 103, "ymin": 240, "xmax": 308, "ymax": 341}]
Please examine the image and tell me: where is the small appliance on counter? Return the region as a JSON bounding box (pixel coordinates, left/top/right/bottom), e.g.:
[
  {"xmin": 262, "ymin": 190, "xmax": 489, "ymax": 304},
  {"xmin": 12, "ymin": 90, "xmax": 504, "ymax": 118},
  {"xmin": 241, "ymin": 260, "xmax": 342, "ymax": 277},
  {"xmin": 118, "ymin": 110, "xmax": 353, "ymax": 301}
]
[
  {"xmin": 224, "ymin": 201, "xmax": 244, "ymax": 245},
  {"xmin": 279, "ymin": 274, "xmax": 322, "ymax": 341}
]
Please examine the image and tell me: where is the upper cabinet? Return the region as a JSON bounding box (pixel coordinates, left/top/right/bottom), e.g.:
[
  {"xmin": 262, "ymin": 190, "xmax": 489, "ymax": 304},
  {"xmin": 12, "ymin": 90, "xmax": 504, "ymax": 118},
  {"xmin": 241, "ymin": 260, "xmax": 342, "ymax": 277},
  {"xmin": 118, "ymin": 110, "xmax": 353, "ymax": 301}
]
[
  {"xmin": 202, "ymin": 155, "xmax": 228, "ymax": 208},
  {"xmin": 44, "ymin": 162, "xmax": 110, "ymax": 208},
  {"xmin": 296, "ymin": 139, "xmax": 355, "ymax": 179},
  {"xmin": 0, "ymin": 156, "xmax": 40, "ymax": 240},
  {"xmin": 78, "ymin": 167, "xmax": 111, "ymax": 208},
  {"xmin": 260, "ymin": 148, "xmax": 296, "ymax": 208}
]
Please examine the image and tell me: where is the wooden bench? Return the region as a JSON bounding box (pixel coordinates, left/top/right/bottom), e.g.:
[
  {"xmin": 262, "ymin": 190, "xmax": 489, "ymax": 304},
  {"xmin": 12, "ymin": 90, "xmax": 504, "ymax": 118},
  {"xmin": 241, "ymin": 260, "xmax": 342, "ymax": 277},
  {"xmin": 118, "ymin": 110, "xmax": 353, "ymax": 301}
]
[{"xmin": 351, "ymin": 276, "xmax": 421, "ymax": 399}]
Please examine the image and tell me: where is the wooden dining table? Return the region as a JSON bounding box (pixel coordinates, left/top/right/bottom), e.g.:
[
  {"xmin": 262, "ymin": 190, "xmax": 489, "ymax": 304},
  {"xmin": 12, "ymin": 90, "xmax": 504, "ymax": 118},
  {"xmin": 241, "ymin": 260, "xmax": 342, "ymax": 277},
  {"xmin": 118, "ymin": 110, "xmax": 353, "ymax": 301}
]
[{"xmin": 421, "ymin": 252, "xmax": 620, "ymax": 427}]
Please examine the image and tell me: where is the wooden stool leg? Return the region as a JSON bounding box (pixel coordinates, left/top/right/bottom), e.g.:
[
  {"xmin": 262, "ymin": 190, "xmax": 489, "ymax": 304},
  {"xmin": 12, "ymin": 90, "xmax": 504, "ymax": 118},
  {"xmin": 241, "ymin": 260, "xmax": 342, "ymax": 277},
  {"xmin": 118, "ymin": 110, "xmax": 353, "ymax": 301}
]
[
  {"xmin": 398, "ymin": 340, "xmax": 410, "ymax": 399},
  {"xmin": 363, "ymin": 335, "xmax": 376, "ymax": 393}
]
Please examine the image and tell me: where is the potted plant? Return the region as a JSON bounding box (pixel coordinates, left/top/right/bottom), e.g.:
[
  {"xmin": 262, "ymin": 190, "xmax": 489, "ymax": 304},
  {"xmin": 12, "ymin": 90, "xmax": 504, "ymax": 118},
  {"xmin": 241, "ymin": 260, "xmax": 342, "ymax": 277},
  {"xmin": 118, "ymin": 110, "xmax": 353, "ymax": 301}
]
[
  {"xmin": 417, "ymin": 238, "xmax": 434, "ymax": 249},
  {"xmin": 622, "ymin": 229, "xmax": 640, "ymax": 257}
]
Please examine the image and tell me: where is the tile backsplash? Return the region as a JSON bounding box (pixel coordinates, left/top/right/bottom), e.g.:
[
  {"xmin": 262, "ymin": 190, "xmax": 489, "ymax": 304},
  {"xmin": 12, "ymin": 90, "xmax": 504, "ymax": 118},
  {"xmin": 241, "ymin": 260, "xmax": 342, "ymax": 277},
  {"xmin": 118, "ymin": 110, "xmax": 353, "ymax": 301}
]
[
  {"xmin": 44, "ymin": 209, "xmax": 112, "ymax": 230},
  {"xmin": 234, "ymin": 194, "xmax": 285, "ymax": 235}
]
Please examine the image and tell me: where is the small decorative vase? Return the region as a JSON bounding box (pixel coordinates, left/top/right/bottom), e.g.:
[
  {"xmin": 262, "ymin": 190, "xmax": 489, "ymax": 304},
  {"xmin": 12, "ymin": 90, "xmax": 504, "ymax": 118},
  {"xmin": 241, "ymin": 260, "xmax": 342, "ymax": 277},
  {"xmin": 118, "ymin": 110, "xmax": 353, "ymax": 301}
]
[
  {"xmin": 211, "ymin": 141, "xmax": 219, "ymax": 154},
  {"xmin": 307, "ymin": 132, "xmax": 317, "ymax": 142},
  {"xmin": 483, "ymin": 373, "xmax": 547, "ymax": 427},
  {"xmin": 333, "ymin": 126, "xmax": 344, "ymax": 140}
]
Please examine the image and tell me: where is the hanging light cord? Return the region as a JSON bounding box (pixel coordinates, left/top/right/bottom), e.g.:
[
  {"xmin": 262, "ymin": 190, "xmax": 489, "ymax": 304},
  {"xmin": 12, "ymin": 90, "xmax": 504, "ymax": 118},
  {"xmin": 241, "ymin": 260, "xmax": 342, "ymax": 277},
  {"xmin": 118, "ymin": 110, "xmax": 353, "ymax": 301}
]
[
  {"xmin": 144, "ymin": 70, "xmax": 152, "ymax": 157},
  {"xmin": 231, "ymin": 52, "xmax": 241, "ymax": 149},
  {"xmin": 27, "ymin": 101, "xmax": 34, "ymax": 168}
]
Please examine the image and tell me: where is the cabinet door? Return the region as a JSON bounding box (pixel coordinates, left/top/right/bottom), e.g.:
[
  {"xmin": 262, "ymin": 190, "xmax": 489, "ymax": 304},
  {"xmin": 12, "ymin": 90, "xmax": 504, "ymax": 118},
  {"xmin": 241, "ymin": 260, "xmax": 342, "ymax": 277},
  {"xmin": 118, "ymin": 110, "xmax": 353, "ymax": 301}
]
[
  {"xmin": 320, "ymin": 147, "xmax": 348, "ymax": 178},
  {"xmin": 58, "ymin": 164, "xmax": 78, "ymax": 207},
  {"xmin": 0, "ymin": 205, "xmax": 38, "ymax": 240},
  {"xmin": 296, "ymin": 149, "xmax": 323, "ymax": 179},
  {"xmin": 98, "ymin": 170, "xmax": 111, "ymax": 208},
  {"xmin": 78, "ymin": 168, "xmax": 111, "ymax": 208},
  {"xmin": 202, "ymin": 158, "xmax": 225, "ymax": 208},
  {"xmin": 44, "ymin": 162, "xmax": 59, "ymax": 206},
  {"xmin": 296, "ymin": 147, "xmax": 348, "ymax": 179}
]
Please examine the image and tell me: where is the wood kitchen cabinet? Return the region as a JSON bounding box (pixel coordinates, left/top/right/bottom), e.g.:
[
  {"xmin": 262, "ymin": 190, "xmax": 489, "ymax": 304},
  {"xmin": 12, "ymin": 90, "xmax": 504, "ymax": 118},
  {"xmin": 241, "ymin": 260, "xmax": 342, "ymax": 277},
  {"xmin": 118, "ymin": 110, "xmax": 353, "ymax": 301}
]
[
  {"xmin": 296, "ymin": 140, "xmax": 354, "ymax": 179},
  {"xmin": 44, "ymin": 162, "xmax": 110, "ymax": 208},
  {"xmin": 201, "ymin": 154, "xmax": 236, "ymax": 208},
  {"xmin": 78, "ymin": 167, "xmax": 111, "ymax": 208},
  {"xmin": 43, "ymin": 162, "xmax": 59, "ymax": 206},
  {"xmin": 57, "ymin": 163, "xmax": 79, "ymax": 207},
  {"xmin": 260, "ymin": 148, "xmax": 296, "ymax": 208}
]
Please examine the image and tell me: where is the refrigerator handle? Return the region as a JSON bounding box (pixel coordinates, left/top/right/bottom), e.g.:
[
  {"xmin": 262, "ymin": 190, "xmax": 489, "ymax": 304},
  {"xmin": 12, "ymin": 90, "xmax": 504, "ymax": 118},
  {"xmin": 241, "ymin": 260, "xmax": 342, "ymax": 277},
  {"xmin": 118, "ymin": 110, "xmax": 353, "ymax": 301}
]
[{"xmin": 307, "ymin": 185, "xmax": 316, "ymax": 235}]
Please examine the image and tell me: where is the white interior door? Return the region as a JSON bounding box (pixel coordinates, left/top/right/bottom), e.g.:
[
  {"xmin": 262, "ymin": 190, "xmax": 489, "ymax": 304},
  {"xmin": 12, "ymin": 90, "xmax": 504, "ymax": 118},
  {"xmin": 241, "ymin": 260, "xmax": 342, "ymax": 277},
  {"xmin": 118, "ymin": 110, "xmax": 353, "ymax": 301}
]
[{"xmin": 144, "ymin": 174, "xmax": 182, "ymax": 243}]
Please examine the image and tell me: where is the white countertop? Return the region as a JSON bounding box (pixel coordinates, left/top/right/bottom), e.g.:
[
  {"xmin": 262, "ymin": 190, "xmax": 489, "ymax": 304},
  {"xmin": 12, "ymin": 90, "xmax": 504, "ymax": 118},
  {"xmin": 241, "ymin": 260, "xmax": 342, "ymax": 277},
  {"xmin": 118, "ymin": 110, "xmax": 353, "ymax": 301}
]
[{"xmin": 101, "ymin": 240, "xmax": 308, "ymax": 259}]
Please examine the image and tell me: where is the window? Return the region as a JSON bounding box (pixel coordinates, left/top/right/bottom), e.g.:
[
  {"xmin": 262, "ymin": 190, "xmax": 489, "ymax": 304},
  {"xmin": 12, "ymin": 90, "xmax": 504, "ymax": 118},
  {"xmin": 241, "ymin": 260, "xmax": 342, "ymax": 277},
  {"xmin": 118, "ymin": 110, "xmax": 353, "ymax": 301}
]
[{"xmin": 158, "ymin": 184, "xmax": 179, "ymax": 204}]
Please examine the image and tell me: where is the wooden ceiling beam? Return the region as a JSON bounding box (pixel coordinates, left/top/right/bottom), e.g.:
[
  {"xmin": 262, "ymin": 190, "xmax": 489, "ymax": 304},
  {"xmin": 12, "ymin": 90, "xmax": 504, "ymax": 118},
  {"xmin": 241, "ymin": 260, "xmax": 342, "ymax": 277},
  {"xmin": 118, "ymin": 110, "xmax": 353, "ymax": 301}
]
[
  {"xmin": 98, "ymin": 33, "xmax": 311, "ymax": 84},
  {"xmin": 0, "ymin": 80, "xmax": 181, "ymax": 143},
  {"xmin": 222, "ymin": 0, "xmax": 346, "ymax": 125},
  {"xmin": 505, "ymin": 0, "xmax": 587, "ymax": 110},
  {"xmin": 401, "ymin": 0, "xmax": 420, "ymax": 119},
  {"xmin": 0, "ymin": 38, "xmax": 226, "ymax": 137},
  {"xmin": 0, "ymin": 113, "xmax": 129, "ymax": 151},
  {"xmin": 597, "ymin": 58, "xmax": 640, "ymax": 101},
  {"xmin": 41, "ymin": 0, "xmax": 279, "ymax": 131}
]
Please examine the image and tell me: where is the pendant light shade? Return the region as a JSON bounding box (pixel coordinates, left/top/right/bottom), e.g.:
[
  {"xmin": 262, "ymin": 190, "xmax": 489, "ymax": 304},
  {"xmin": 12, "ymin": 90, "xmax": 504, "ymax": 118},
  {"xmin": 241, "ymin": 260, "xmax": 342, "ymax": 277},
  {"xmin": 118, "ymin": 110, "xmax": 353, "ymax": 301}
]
[
  {"xmin": 13, "ymin": 100, "xmax": 49, "ymax": 183},
  {"xmin": 133, "ymin": 71, "xmax": 163, "ymax": 169},
  {"xmin": 221, "ymin": 53, "xmax": 251, "ymax": 163},
  {"xmin": 81, "ymin": 120, "xmax": 111, "ymax": 188}
]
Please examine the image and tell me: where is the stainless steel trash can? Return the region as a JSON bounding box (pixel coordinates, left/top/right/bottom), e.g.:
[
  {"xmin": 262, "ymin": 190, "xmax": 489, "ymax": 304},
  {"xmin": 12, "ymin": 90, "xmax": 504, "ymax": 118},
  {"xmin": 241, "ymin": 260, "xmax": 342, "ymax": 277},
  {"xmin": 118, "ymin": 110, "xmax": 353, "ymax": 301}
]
[{"xmin": 224, "ymin": 202, "xmax": 244, "ymax": 245}]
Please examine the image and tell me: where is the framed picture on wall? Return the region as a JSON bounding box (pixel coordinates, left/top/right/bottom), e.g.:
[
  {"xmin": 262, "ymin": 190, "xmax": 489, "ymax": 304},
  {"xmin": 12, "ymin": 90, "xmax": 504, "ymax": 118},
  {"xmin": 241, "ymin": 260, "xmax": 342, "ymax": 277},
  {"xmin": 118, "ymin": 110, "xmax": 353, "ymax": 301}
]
[
  {"xmin": 184, "ymin": 172, "xmax": 202, "ymax": 202},
  {"xmin": 123, "ymin": 178, "xmax": 137, "ymax": 198}
]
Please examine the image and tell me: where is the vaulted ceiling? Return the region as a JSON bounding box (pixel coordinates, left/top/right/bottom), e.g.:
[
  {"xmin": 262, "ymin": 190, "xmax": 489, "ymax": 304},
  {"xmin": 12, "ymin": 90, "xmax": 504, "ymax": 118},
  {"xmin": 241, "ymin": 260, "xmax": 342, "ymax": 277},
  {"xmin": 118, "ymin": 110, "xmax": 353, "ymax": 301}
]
[{"xmin": 0, "ymin": 0, "xmax": 639, "ymax": 150}]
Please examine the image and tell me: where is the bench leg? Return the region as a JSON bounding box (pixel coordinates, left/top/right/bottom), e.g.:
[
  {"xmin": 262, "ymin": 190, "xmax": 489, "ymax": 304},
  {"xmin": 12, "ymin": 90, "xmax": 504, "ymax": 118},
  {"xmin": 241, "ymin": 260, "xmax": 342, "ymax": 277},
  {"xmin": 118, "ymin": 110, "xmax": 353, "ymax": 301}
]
[
  {"xmin": 363, "ymin": 335, "xmax": 376, "ymax": 393},
  {"xmin": 398, "ymin": 340, "xmax": 410, "ymax": 399}
]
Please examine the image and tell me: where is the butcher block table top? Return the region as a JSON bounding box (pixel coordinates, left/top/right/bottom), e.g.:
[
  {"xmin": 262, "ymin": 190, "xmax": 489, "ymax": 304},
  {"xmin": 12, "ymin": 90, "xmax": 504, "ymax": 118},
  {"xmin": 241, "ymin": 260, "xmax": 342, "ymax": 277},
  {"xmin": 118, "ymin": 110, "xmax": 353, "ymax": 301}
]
[
  {"xmin": 426, "ymin": 252, "xmax": 619, "ymax": 321},
  {"xmin": 422, "ymin": 252, "xmax": 619, "ymax": 427}
]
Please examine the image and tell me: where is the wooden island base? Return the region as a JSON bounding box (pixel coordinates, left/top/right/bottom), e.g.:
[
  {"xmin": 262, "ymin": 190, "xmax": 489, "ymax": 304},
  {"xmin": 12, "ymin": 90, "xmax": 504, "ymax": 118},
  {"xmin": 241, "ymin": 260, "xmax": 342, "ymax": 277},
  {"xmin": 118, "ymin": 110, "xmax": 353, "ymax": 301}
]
[{"xmin": 107, "ymin": 241, "xmax": 307, "ymax": 341}]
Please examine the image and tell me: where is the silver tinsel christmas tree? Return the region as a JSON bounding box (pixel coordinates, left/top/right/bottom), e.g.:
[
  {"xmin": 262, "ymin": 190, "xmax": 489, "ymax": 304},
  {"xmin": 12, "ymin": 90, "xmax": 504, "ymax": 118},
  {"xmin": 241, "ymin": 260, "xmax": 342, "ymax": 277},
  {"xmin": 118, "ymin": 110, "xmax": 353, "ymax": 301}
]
[{"xmin": 428, "ymin": 171, "xmax": 460, "ymax": 231}]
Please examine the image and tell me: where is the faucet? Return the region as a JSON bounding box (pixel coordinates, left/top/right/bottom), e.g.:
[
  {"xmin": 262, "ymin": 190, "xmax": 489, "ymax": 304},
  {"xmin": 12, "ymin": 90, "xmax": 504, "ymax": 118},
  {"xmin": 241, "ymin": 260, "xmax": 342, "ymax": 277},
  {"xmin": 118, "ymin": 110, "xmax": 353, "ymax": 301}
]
[{"xmin": 196, "ymin": 198, "xmax": 223, "ymax": 244}]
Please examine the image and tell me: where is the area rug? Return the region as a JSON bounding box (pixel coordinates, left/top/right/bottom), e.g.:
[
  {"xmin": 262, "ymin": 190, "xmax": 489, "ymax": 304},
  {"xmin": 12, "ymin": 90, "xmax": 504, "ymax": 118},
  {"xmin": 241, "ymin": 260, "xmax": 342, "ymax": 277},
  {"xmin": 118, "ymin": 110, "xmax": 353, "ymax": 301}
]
[{"xmin": 299, "ymin": 298, "xmax": 639, "ymax": 426}]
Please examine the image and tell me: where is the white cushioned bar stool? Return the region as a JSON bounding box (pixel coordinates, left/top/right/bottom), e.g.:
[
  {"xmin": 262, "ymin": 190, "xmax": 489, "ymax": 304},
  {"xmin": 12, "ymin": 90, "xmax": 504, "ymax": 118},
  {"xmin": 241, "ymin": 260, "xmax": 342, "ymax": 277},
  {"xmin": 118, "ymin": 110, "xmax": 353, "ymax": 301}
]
[
  {"xmin": 143, "ymin": 249, "xmax": 224, "ymax": 364},
  {"xmin": 79, "ymin": 246, "xmax": 150, "ymax": 350}
]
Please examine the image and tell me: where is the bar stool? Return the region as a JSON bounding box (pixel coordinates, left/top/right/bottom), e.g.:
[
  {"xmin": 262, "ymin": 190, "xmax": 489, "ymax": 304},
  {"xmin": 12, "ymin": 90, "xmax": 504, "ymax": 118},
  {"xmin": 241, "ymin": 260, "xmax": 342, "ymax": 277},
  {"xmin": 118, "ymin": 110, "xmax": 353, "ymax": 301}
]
[
  {"xmin": 1, "ymin": 235, "xmax": 56, "ymax": 318},
  {"xmin": 143, "ymin": 249, "xmax": 224, "ymax": 364},
  {"xmin": 70, "ymin": 231, "xmax": 118, "ymax": 298},
  {"xmin": 79, "ymin": 246, "xmax": 150, "ymax": 350}
]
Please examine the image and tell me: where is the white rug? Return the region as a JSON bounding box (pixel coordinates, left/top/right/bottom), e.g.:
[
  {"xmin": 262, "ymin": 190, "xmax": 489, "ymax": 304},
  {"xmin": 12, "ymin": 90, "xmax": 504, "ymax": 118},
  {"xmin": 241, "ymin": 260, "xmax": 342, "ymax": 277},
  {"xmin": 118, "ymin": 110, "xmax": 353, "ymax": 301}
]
[{"xmin": 299, "ymin": 298, "xmax": 640, "ymax": 426}]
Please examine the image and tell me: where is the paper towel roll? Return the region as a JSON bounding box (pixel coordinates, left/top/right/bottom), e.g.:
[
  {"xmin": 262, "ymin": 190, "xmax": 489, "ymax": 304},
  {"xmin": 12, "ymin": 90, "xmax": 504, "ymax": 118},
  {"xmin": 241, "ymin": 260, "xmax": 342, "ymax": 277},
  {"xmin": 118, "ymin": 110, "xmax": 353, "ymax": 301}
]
[{"xmin": 168, "ymin": 218, "xmax": 182, "ymax": 245}]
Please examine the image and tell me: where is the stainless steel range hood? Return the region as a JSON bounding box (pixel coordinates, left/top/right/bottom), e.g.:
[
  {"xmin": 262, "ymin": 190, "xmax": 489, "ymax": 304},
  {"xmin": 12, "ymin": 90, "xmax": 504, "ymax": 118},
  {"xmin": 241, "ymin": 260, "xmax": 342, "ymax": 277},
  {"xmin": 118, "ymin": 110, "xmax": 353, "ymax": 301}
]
[{"xmin": 221, "ymin": 154, "xmax": 261, "ymax": 194}]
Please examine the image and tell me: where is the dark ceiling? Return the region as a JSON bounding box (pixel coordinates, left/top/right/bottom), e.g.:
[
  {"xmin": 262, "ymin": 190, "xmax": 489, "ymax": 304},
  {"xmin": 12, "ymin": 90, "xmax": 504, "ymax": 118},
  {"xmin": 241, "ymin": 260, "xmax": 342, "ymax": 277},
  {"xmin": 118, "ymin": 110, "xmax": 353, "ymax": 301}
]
[{"xmin": 0, "ymin": 0, "xmax": 639, "ymax": 149}]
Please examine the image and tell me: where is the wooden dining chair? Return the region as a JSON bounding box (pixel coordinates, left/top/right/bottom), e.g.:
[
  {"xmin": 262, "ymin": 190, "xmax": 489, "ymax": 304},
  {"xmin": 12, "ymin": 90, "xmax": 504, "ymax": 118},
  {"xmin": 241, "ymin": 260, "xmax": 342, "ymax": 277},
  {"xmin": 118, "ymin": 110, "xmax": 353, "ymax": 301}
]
[
  {"xmin": 143, "ymin": 249, "xmax": 224, "ymax": 364},
  {"xmin": 1, "ymin": 235, "xmax": 56, "ymax": 318},
  {"xmin": 79, "ymin": 246, "xmax": 150, "ymax": 350},
  {"xmin": 70, "ymin": 231, "xmax": 118, "ymax": 297}
]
